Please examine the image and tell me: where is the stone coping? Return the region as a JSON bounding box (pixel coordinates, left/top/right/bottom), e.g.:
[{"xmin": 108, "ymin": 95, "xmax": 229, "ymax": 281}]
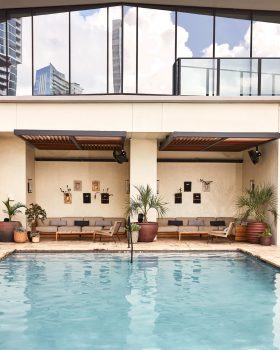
[{"xmin": 1, "ymin": 239, "xmax": 280, "ymax": 269}]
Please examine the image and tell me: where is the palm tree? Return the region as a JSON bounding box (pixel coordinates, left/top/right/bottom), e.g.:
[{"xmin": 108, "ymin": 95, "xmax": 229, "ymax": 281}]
[
  {"xmin": 2, "ymin": 198, "xmax": 26, "ymax": 221},
  {"xmin": 236, "ymin": 184, "xmax": 277, "ymax": 223},
  {"xmin": 128, "ymin": 185, "xmax": 168, "ymax": 222}
]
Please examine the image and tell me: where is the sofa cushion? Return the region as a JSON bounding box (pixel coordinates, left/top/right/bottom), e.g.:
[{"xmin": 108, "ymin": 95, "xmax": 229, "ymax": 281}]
[
  {"xmin": 57, "ymin": 226, "xmax": 81, "ymax": 232},
  {"xmin": 179, "ymin": 226, "xmax": 199, "ymax": 232},
  {"xmin": 49, "ymin": 219, "xmax": 61, "ymax": 226},
  {"xmin": 168, "ymin": 220, "xmax": 183, "ymax": 226},
  {"xmin": 175, "ymin": 217, "xmax": 189, "ymax": 226},
  {"xmin": 188, "ymin": 218, "xmax": 204, "ymax": 226},
  {"xmin": 105, "ymin": 218, "xmax": 126, "ymax": 227},
  {"xmin": 36, "ymin": 226, "xmax": 57, "ymax": 233},
  {"xmin": 59, "ymin": 219, "xmax": 67, "ymax": 226},
  {"xmin": 63, "ymin": 217, "xmax": 83, "ymax": 226},
  {"xmin": 158, "ymin": 218, "xmax": 175, "ymax": 226},
  {"xmin": 158, "ymin": 225, "xmax": 178, "ymax": 233},
  {"xmin": 82, "ymin": 226, "xmax": 102, "ymax": 232}
]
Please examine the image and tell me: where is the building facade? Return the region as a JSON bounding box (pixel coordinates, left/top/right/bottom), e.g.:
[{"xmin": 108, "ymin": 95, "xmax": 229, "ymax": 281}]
[{"xmin": 0, "ymin": 0, "xmax": 280, "ymax": 245}]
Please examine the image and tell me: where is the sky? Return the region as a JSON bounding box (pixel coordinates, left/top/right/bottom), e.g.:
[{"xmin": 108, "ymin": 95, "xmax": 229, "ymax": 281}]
[{"xmin": 15, "ymin": 7, "xmax": 280, "ymax": 95}]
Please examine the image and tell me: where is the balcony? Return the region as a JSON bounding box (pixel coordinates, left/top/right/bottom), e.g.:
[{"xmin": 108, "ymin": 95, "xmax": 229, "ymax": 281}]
[{"xmin": 173, "ymin": 58, "xmax": 280, "ymax": 97}]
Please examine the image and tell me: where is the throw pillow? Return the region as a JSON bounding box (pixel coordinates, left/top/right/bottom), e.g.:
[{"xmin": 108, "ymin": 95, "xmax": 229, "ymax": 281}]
[
  {"xmin": 49, "ymin": 219, "xmax": 61, "ymax": 226},
  {"xmin": 74, "ymin": 220, "xmax": 89, "ymax": 227},
  {"xmin": 210, "ymin": 220, "xmax": 226, "ymax": 227},
  {"xmin": 168, "ymin": 220, "xmax": 183, "ymax": 226},
  {"xmin": 189, "ymin": 219, "xmax": 204, "ymax": 226}
]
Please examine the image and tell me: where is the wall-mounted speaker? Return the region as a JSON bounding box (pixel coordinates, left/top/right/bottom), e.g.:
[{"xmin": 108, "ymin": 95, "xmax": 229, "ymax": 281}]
[
  {"xmin": 113, "ymin": 149, "xmax": 127, "ymax": 164},
  {"xmin": 248, "ymin": 147, "xmax": 261, "ymax": 165}
]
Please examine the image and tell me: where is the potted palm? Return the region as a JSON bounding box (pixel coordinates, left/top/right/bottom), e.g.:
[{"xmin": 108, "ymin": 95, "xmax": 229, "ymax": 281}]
[
  {"xmin": 128, "ymin": 185, "xmax": 168, "ymax": 242},
  {"xmin": 25, "ymin": 203, "xmax": 47, "ymax": 243},
  {"xmin": 0, "ymin": 198, "xmax": 26, "ymax": 242},
  {"xmin": 236, "ymin": 184, "xmax": 277, "ymax": 244}
]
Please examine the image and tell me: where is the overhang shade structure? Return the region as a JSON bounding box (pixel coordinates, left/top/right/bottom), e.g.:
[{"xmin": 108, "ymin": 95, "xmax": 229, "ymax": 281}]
[
  {"xmin": 160, "ymin": 132, "xmax": 279, "ymax": 152},
  {"xmin": 14, "ymin": 130, "xmax": 126, "ymax": 150}
]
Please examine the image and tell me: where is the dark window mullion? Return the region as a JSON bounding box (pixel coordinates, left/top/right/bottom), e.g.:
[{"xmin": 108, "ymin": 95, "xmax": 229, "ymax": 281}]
[
  {"xmin": 136, "ymin": 6, "xmax": 138, "ymax": 94},
  {"xmin": 68, "ymin": 11, "xmax": 71, "ymax": 95},
  {"xmin": 107, "ymin": 7, "xmax": 109, "ymax": 94},
  {"xmin": 31, "ymin": 9, "xmax": 34, "ymax": 95},
  {"xmin": 121, "ymin": 5, "xmax": 124, "ymax": 94}
]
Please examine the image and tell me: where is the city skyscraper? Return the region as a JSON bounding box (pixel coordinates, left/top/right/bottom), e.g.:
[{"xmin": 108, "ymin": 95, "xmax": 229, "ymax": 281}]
[
  {"xmin": 34, "ymin": 63, "xmax": 83, "ymax": 95},
  {"xmin": 112, "ymin": 19, "xmax": 121, "ymax": 93},
  {"xmin": 0, "ymin": 17, "xmax": 22, "ymax": 96}
]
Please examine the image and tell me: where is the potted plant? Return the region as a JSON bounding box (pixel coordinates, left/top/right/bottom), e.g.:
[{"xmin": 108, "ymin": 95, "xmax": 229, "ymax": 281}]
[
  {"xmin": 236, "ymin": 184, "xmax": 277, "ymax": 244},
  {"xmin": 234, "ymin": 219, "xmax": 247, "ymax": 242},
  {"xmin": 14, "ymin": 226, "xmax": 28, "ymax": 243},
  {"xmin": 128, "ymin": 185, "xmax": 168, "ymax": 242},
  {"xmin": 260, "ymin": 227, "xmax": 273, "ymax": 246},
  {"xmin": 25, "ymin": 203, "xmax": 47, "ymax": 243},
  {"xmin": 0, "ymin": 198, "xmax": 26, "ymax": 242},
  {"xmin": 127, "ymin": 223, "xmax": 141, "ymax": 244}
]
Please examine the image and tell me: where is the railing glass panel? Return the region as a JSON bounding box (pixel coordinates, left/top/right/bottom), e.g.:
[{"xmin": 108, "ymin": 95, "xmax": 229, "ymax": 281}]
[{"xmin": 261, "ymin": 59, "xmax": 280, "ymax": 96}]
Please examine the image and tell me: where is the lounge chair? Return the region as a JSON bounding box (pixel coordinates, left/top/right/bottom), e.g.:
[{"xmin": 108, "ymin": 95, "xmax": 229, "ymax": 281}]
[
  {"xmin": 207, "ymin": 221, "xmax": 235, "ymax": 243},
  {"xmin": 94, "ymin": 220, "xmax": 123, "ymax": 242}
]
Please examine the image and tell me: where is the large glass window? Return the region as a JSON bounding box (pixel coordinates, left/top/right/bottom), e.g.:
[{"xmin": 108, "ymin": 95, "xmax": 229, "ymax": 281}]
[
  {"xmin": 7, "ymin": 11, "xmax": 32, "ymax": 96},
  {"xmin": 0, "ymin": 11, "xmax": 7, "ymax": 96},
  {"xmin": 177, "ymin": 10, "xmax": 213, "ymax": 57},
  {"xmin": 108, "ymin": 6, "xmax": 122, "ymax": 93},
  {"xmin": 215, "ymin": 11, "xmax": 251, "ymax": 57},
  {"xmin": 123, "ymin": 6, "xmax": 136, "ymax": 93},
  {"xmin": 253, "ymin": 13, "xmax": 280, "ymax": 57},
  {"xmin": 71, "ymin": 8, "xmax": 107, "ymax": 94},
  {"xmin": 33, "ymin": 11, "xmax": 69, "ymax": 95},
  {"xmin": 138, "ymin": 8, "xmax": 175, "ymax": 94}
]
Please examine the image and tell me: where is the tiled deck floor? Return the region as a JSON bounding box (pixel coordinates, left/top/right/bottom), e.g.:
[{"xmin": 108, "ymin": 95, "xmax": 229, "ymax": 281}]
[{"xmin": 1, "ymin": 237, "xmax": 280, "ymax": 268}]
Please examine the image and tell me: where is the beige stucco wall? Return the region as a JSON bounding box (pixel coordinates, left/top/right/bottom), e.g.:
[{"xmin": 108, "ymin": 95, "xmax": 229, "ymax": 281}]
[
  {"xmin": 0, "ymin": 136, "xmax": 26, "ymax": 224},
  {"xmin": 0, "ymin": 101, "xmax": 279, "ymax": 133},
  {"xmin": 158, "ymin": 162, "xmax": 242, "ymax": 218},
  {"xmin": 242, "ymin": 140, "xmax": 279, "ymax": 244},
  {"xmin": 35, "ymin": 161, "xmax": 129, "ymax": 218}
]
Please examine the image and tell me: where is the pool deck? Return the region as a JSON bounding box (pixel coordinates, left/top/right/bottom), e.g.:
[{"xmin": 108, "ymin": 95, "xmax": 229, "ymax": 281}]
[{"xmin": 1, "ymin": 238, "xmax": 280, "ymax": 268}]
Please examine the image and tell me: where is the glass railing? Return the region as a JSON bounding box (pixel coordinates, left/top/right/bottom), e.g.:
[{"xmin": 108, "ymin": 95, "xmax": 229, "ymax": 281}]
[{"xmin": 173, "ymin": 58, "xmax": 280, "ymax": 96}]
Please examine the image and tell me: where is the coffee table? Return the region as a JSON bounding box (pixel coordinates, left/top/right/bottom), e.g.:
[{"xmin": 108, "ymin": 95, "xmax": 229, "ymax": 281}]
[
  {"xmin": 56, "ymin": 231, "xmax": 96, "ymax": 241},
  {"xmin": 178, "ymin": 231, "xmax": 209, "ymax": 240}
]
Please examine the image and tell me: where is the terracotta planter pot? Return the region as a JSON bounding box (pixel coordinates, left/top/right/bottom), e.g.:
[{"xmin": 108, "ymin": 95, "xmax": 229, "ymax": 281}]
[
  {"xmin": 235, "ymin": 224, "xmax": 247, "ymax": 242},
  {"xmin": 260, "ymin": 236, "xmax": 272, "ymax": 246},
  {"xmin": 14, "ymin": 230, "xmax": 28, "ymax": 243},
  {"xmin": 0, "ymin": 221, "xmax": 21, "ymax": 242},
  {"xmin": 246, "ymin": 222, "xmax": 267, "ymax": 244},
  {"xmin": 138, "ymin": 222, "xmax": 158, "ymax": 242}
]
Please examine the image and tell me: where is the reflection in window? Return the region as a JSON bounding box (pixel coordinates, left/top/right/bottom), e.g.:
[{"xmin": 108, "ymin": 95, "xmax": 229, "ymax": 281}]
[
  {"xmin": 71, "ymin": 8, "xmax": 107, "ymax": 94},
  {"xmin": 253, "ymin": 14, "xmax": 280, "ymax": 57},
  {"xmin": 261, "ymin": 59, "xmax": 280, "ymax": 95},
  {"xmin": 109, "ymin": 6, "xmax": 122, "ymax": 93},
  {"xmin": 0, "ymin": 11, "xmax": 7, "ymax": 95},
  {"xmin": 138, "ymin": 8, "xmax": 175, "ymax": 94},
  {"xmin": 8, "ymin": 11, "xmax": 32, "ymax": 96},
  {"xmin": 177, "ymin": 10, "xmax": 213, "ymax": 57},
  {"xmin": 215, "ymin": 11, "xmax": 251, "ymax": 57},
  {"xmin": 33, "ymin": 11, "xmax": 69, "ymax": 95},
  {"xmin": 123, "ymin": 6, "xmax": 136, "ymax": 93}
]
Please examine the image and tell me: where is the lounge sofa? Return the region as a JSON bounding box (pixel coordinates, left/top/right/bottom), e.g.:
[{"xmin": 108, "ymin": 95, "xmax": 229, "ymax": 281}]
[
  {"xmin": 157, "ymin": 217, "xmax": 235, "ymax": 238},
  {"xmin": 36, "ymin": 217, "xmax": 126, "ymax": 235}
]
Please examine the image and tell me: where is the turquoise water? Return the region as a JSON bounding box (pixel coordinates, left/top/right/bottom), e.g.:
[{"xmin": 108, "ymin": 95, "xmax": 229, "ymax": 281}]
[{"xmin": 0, "ymin": 252, "xmax": 279, "ymax": 350}]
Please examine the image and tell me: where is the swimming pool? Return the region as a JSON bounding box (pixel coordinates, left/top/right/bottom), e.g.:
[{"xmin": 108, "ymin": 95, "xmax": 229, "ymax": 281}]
[{"xmin": 0, "ymin": 252, "xmax": 279, "ymax": 349}]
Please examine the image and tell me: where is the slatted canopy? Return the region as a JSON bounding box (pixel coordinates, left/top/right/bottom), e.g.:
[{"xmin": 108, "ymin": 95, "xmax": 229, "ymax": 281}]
[
  {"xmin": 160, "ymin": 132, "xmax": 279, "ymax": 152},
  {"xmin": 14, "ymin": 130, "xmax": 126, "ymax": 151}
]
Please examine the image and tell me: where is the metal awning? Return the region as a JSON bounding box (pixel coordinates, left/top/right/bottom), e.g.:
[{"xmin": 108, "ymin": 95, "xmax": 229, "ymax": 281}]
[
  {"xmin": 14, "ymin": 130, "xmax": 126, "ymax": 151},
  {"xmin": 159, "ymin": 132, "xmax": 279, "ymax": 152}
]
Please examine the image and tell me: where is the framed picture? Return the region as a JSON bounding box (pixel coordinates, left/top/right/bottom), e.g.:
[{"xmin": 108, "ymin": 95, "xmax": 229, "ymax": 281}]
[
  {"xmin": 184, "ymin": 181, "xmax": 192, "ymax": 192},
  {"xmin": 27, "ymin": 179, "xmax": 32, "ymax": 193},
  {"xmin": 83, "ymin": 193, "xmax": 91, "ymax": 203},
  {"xmin": 193, "ymin": 193, "xmax": 201, "ymax": 204},
  {"xmin": 175, "ymin": 193, "xmax": 182, "ymax": 204},
  {"xmin": 74, "ymin": 180, "xmax": 82, "ymax": 191},
  {"xmin": 92, "ymin": 180, "xmax": 100, "ymax": 192}
]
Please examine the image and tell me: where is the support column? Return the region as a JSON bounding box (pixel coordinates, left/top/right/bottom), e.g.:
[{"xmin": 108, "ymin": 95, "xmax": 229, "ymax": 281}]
[
  {"xmin": 130, "ymin": 138, "xmax": 158, "ymax": 221},
  {"xmin": 277, "ymin": 140, "xmax": 280, "ymax": 246}
]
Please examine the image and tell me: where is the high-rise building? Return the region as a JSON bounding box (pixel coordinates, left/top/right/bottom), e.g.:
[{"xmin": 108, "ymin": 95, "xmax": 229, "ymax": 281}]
[
  {"xmin": 112, "ymin": 19, "xmax": 121, "ymax": 93},
  {"xmin": 0, "ymin": 17, "xmax": 22, "ymax": 96},
  {"xmin": 34, "ymin": 63, "xmax": 83, "ymax": 95}
]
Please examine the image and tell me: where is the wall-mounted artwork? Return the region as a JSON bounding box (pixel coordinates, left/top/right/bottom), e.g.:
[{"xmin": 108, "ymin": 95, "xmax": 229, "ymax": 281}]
[
  {"xmin": 175, "ymin": 193, "xmax": 182, "ymax": 204},
  {"xmin": 200, "ymin": 179, "xmax": 213, "ymax": 192},
  {"xmin": 74, "ymin": 180, "xmax": 82, "ymax": 191},
  {"xmin": 60, "ymin": 185, "xmax": 72, "ymax": 204},
  {"xmin": 184, "ymin": 181, "xmax": 192, "ymax": 192},
  {"xmin": 101, "ymin": 193, "xmax": 110, "ymax": 204},
  {"xmin": 193, "ymin": 193, "xmax": 201, "ymax": 204},
  {"xmin": 92, "ymin": 180, "xmax": 100, "ymax": 192},
  {"xmin": 83, "ymin": 193, "xmax": 91, "ymax": 203},
  {"xmin": 27, "ymin": 179, "xmax": 32, "ymax": 193}
]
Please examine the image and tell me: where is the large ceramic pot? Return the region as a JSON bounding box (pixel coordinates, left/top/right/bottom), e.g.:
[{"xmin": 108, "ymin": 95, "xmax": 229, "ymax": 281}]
[
  {"xmin": 0, "ymin": 221, "xmax": 21, "ymax": 242},
  {"xmin": 235, "ymin": 224, "xmax": 247, "ymax": 242},
  {"xmin": 138, "ymin": 222, "xmax": 158, "ymax": 242},
  {"xmin": 246, "ymin": 222, "xmax": 267, "ymax": 244}
]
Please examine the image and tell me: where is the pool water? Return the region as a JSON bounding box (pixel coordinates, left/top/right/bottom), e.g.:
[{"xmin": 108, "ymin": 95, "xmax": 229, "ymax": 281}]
[{"xmin": 0, "ymin": 252, "xmax": 279, "ymax": 350}]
